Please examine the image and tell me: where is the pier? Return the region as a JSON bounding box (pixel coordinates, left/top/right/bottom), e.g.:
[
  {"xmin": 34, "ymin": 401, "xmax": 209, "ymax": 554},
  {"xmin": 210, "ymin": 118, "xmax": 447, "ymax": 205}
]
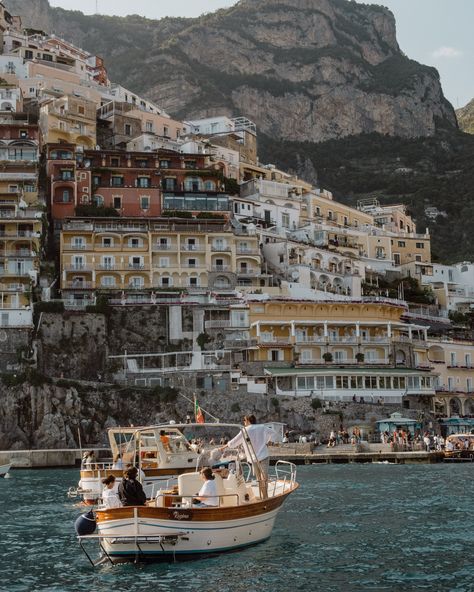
[{"xmin": 0, "ymin": 444, "xmax": 445, "ymax": 468}]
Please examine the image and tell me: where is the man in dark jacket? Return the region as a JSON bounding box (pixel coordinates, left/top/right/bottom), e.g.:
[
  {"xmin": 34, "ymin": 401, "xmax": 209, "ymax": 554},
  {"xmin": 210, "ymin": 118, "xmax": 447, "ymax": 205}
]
[{"xmin": 118, "ymin": 467, "xmax": 147, "ymax": 506}]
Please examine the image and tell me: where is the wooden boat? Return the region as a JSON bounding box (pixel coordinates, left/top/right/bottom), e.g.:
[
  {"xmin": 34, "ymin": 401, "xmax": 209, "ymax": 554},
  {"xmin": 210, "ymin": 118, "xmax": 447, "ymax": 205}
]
[
  {"xmin": 444, "ymin": 433, "xmax": 474, "ymax": 461},
  {"xmin": 69, "ymin": 425, "xmax": 199, "ymax": 504},
  {"xmin": 0, "ymin": 463, "xmax": 11, "ymax": 477},
  {"xmin": 77, "ymin": 423, "xmax": 298, "ymax": 563}
]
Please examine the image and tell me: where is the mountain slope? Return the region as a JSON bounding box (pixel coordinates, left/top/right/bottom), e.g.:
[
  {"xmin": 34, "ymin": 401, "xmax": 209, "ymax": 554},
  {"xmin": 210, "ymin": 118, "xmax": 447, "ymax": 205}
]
[
  {"xmin": 5, "ymin": 0, "xmax": 456, "ymax": 142},
  {"xmin": 456, "ymin": 99, "xmax": 474, "ymax": 134}
]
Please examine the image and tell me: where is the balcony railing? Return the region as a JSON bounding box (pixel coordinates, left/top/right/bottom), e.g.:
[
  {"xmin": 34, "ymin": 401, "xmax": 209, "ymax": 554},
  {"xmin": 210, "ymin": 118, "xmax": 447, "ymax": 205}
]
[
  {"xmin": 181, "ymin": 244, "xmax": 205, "ymax": 252},
  {"xmin": 211, "ymin": 265, "xmax": 230, "ymax": 272},
  {"xmin": 63, "ymin": 281, "xmax": 94, "ymax": 289},
  {"xmin": 64, "ymin": 265, "xmax": 92, "ymax": 272},
  {"xmin": 63, "ymin": 243, "xmax": 89, "ymax": 251},
  {"xmin": 211, "ymin": 245, "xmax": 231, "ymax": 252},
  {"xmin": 236, "ymin": 247, "xmax": 259, "ymax": 254},
  {"xmin": 205, "ymin": 320, "xmax": 231, "ymax": 329},
  {"xmin": 296, "ymin": 358, "xmax": 391, "ymax": 366},
  {"xmin": 237, "ymin": 269, "xmax": 260, "ymax": 276},
  {"xmin": 153, "ymin": 244, "xmax": 175, "ymax": 251}
]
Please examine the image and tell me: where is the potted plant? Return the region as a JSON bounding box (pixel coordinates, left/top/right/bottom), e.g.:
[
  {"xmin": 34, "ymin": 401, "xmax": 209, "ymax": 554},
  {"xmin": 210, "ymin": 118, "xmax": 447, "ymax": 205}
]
[
  {"xmin": 322, "ymin": 352, "xmax": 333, "ymax": 363},
  {"xmin": 355, "ymin": 352, "xmax": 365, "ymax": 363}
]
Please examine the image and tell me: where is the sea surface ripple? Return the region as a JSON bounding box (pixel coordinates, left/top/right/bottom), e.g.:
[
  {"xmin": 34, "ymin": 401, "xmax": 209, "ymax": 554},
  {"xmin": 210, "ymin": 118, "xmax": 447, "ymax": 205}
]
[{"xmin": 2, "ymin": 464, "xmax": 473, "ymax": 592}]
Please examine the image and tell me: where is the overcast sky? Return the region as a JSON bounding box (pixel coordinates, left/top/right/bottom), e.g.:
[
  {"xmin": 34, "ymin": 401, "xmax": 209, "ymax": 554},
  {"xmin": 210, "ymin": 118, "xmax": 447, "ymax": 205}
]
[{"xmin": 49, "ymin": 0, "xmax": 473, "ymax": 107}]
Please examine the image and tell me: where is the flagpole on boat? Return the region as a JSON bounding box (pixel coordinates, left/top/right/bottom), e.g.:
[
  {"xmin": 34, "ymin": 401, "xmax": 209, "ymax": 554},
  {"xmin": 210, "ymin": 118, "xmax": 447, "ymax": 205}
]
[{"xmin": 178, "ymin": 391, "xmax": 220, "ymax": 422}]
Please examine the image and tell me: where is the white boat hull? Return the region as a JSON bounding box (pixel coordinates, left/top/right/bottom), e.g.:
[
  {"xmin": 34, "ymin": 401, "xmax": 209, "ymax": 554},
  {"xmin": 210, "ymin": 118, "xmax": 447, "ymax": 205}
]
[
  {"xmin": 97, "ymin": 506, "xmax": 280, "ymax": 561},
  {"xmin": 0, "ymin": 463, "xmax": 11, "ymax": 477}
]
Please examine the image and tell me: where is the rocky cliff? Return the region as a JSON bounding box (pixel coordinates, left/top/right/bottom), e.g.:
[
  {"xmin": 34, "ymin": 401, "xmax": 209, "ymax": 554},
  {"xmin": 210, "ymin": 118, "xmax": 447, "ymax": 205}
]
[
  {"xmin": 5, "ymin": 0, "xmax": 456, "ymax": 142},
  {"xmin": 456, "ymin": 99, "xmax": 474, "ymax": 134}
]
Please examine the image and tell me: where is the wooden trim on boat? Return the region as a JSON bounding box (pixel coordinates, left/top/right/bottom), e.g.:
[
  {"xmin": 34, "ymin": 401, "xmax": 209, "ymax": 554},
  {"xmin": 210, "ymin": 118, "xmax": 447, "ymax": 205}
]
[{"xmin": 96, "ymin": 483, "xmax": 298, "ymax": 523}]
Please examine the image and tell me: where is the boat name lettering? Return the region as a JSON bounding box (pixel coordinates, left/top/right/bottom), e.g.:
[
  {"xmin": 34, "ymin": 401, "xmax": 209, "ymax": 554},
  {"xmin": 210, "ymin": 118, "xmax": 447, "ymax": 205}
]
[{"xmin": 171, "ymin": 510, "xmax": 193, "ymax": 520}]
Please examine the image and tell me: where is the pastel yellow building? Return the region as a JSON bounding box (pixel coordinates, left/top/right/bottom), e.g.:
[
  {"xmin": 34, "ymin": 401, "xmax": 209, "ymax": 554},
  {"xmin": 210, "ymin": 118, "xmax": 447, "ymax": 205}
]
[
  {"xmin": 428, "ymin": 338, "xmax": 474, "ymax": 416},
  {"xmin": 245, "ymin": 297, "xmax": 436, "ymax": 404},
  {"xmin": 39, "ymin": 95, "xmax": 97, "ymax": 149},
  {"xmin": 59, "ymin": 218, "xmax": 264, "ymax": 305}
]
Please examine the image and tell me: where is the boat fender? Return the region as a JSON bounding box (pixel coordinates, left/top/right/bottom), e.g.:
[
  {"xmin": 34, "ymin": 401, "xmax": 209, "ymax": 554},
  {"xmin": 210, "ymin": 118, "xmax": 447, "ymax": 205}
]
[{"xmin": 75, "ymin": 509, "xmax": 97, "ymax": 536}]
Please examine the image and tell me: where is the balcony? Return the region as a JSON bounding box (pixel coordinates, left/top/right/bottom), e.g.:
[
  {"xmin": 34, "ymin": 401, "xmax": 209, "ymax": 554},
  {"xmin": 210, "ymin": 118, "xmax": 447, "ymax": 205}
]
[
  {"xmin": 0, "ymin": 230, "xmax": 40, "ymax": 239},
  {"xmin": 64, "ymin": 264, "xmax": 92, "ymax": 272},
  {"xmin": 181, "ymin": 244, "xmax": 205, "ymax": 252},
  {"xmin": 296, "ymin": 358, "xmax": 391, "ymax": 366},
  {"xmin": 205, "ymin": 320, "xmax": 231, "ymax": 329},
  {"xmin": 63, "ymin": 281, "xmax": 94, "ymax": 289},
  {"xmin": 63, "ymin": 243, "xmax": 89, "ymax": 251},
  {"xmin": 211, "ymin": 265, "xmax": 230, "ymax": 272},
  {"xmin": 211, "ymin": 245, "xmax": 231, "ymax": 252},
  {"xmin": 236, "ymin": 247, "xmax": 259, "ymax": 255},
  {"xmin": 183, "ymin": 263, "xmax": 205, "ymax": 269},
  {"xmin": 237, "ymin": 269, "xmax": 260, "ymax": 276},
  {"xmin": 153, "ymin": 243, "xmax": 175, "ymax": 251}
]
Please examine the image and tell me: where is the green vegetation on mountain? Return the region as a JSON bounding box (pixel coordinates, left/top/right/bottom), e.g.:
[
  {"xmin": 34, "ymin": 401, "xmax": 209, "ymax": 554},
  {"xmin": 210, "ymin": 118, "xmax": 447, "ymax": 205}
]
[{"xmin": 259, "ymin": 129, "xmax": 474, "ymax": 263}]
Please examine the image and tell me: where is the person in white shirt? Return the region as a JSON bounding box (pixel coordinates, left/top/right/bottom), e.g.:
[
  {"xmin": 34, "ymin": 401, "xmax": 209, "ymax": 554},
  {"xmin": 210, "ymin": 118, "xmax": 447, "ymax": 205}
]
[
  {"xmin": 223, "ymin": 415, "xmax": 275, "ymax": 478},
  {"xmin": 101, "ymin": 475, "xmax": 122, "ymax": 509},
  {"xmin": 193, "ymin": 468, "xmax": 218, "ymax": 507},
  {"xmin": 112, "ymin": 455, "xmax": 123, "ymax": 470}
]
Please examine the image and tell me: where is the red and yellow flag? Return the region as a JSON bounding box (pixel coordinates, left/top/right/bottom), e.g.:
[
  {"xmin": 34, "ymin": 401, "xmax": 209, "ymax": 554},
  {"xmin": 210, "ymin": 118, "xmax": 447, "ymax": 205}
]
[{"xmin": 194, "ymin": 398, "xmax": 205, "ymax": 424}]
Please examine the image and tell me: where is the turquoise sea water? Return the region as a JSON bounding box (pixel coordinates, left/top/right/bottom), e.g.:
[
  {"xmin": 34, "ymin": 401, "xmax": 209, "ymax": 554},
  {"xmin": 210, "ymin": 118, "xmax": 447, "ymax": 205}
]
[{"xmin": 2, "ymin": 464, "xmax": 473, "ymax": 592}]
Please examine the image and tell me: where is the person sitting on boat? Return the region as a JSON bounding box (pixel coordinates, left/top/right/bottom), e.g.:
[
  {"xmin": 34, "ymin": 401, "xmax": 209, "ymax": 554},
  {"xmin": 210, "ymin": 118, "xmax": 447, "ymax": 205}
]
[
  {"xmin": 101, "ymin": 475, "xmax": 121, "ymax": 509},
  {"xmin": 112, "ymin": 454, "xmax": 123, "ymax": 470},
  {"xmin": 193, "ymin": 468, "xmax": 219, "ymax": 507},
  {"xmin": 118, "ymin": 467, "xmax": 146, "ymax": 506},
  {"xmin": 222, "ymin": 414, "xmax": 275, "ymax": 478}
]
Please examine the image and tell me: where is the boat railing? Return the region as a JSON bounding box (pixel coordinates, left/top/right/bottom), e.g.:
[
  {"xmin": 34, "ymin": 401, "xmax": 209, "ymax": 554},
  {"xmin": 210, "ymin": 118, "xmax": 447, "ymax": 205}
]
[
  {"xmin": 272, "ymin": 460, "xmax": 297, "ymax": 494},
  {"xmin": 81, "ymin": 460, "xmax": 115, "ymax": 472},
  {"xmin": 155, "ymin": 492, "xmax": 240, "ymax": 508}
]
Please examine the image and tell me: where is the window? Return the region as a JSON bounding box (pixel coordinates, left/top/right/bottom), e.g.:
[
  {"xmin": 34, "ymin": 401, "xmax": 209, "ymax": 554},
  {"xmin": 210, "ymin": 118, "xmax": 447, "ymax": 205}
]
[
  {"xmin": 73, "ymin": 237, "xmax": 85, "ymax": 249},
  {"xmin": 281, "ymin": 213, "xmax": 290, "ymax": 228},
  {"xmin": 163, "ymin": 126, "xmax": 169, "ymax": 137},
  {"xmin": 124, "ymin": 124, "xmax": 132, "ymax": 136},
  {"xmin": 416, "ymin": 242, "xmax": 424, "ymax": 249},
  {"xmin": 204, "ymin": 180, "xmax": 216, "ymax": 191},
  {"xmin": 140, "ymin": 196, "xmax": 150, "ymax": 210},
  {"xmin": 93, "ymin": 195, "xmax": 104, "ymax": 207},
  {"xmin": 393, "ymin": 253, "xmax": 401, "ymax": 266},
  {"xmin": 137, "ymin": 177, "xmax": 150, "ymax": 188},
  {"xmin": 102, "ymin": 237, "xmax": 113, "ymax": 248},
  {"xmin": 398, "ymin": 241, "xmax": 406, "ymax": 248},
  {"xmin": 145, "ymin": 121, "xmax": 153, "ymax": 133},
  {"xmin": 113, "ymin": 196, "xmax": 122, "ymax": 209},
  {"xmin": 42, "ymin": 53, "xmax": 53, "ymax": 62},
  {"xmin": 101, "ymin": 256, "xmax": 114, "ymax": 270},
  {"xmin": 129, "ymin": 277, "xmax": 144, "ymax": 288},
  {"xmin": 188, "ymin": 258, "xmax": 197, "ymax": 268},
  {"xmin": 72, "ymin": 256, "xmax": 84, "ymax": 270},
  {"xmin": 92, "ymin": 175, "xmax": 101, "ymax": 187},
  {"xmin": 161, "ymin": 276, "xmax": 172, "ymax": 287},
  {"xmin": 415, "ymin": 255, "xmax": 422, "ymax": 262},
  {"xmin": 130, "ymin": 257, "xmax": 142, "ymax": 269},
  {"xmin": 184, "ymin": 176, "xmax": 202, "ymax": 191},
  {"xmin": 111, "ymin": 176, "xmax": 124, "ymax": 187},
  {"xmin": 25, "ymin": 50, "xmax": 33, "ymax": 60},
  {"xmin": 189, "ymin": 277, "xmax": 199, "ymax": 287},
  {"xmin": 450, "ymin": 352, "xmax": 457, "ymax": 366},
  {"xmin": 159, "ymin": 257, "xmax": 169, "ymax": 267},
  {"xmin": 111, "ymin": 158, "xmax": 120, "ymax": 167},
  {"xmin": 61, "ymin": 189, "xmax": 71, "ymax": 203},
  {"xmin": 78, "ymin": 105, "xmax": 85, "ymax": 115},
  {"xmin": 128, "ymin": 237, "xmax": 142, "ymax": 248},
  {"xmin": 101, "ymin": 276, "xmax": 116, "ymax": 287},
  {"xmin": 160, "ymin": 160, "xmax": 170, "ymax": 169},
  {"xmin": 465, "ymin": 354, "xmax": 472, "ymax": 367},
  {"xmin": 448, "ymin": 377, "xmax": 455, "ymax": 391}
]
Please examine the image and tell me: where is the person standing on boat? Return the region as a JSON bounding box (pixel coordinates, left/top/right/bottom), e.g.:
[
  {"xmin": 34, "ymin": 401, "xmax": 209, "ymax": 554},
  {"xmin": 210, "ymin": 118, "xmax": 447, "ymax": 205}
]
[
  {"xmin": 193, "ymin": 468, "xmax": 219, "ymax": 507},
  {"xmin": 223, "ymin": 415, "xmax": 275, "ymax": 478},
  {"xmin": 101, "ymin": 475, "xmax": 122, "ymax": 509},
  {"xmin": 118, "ymin": 467, "xmax": 146, "ymax": 506}
]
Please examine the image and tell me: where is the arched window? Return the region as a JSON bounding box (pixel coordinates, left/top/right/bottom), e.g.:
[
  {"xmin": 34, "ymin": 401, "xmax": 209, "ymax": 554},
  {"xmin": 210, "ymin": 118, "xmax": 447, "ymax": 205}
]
[
  {"xmin": 184, "ymin": 176, "xmax": 203, "ymax": 192},
  {"xmin": 204, "ymin": 180, "xmax": 216, "ymax": 191}
]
